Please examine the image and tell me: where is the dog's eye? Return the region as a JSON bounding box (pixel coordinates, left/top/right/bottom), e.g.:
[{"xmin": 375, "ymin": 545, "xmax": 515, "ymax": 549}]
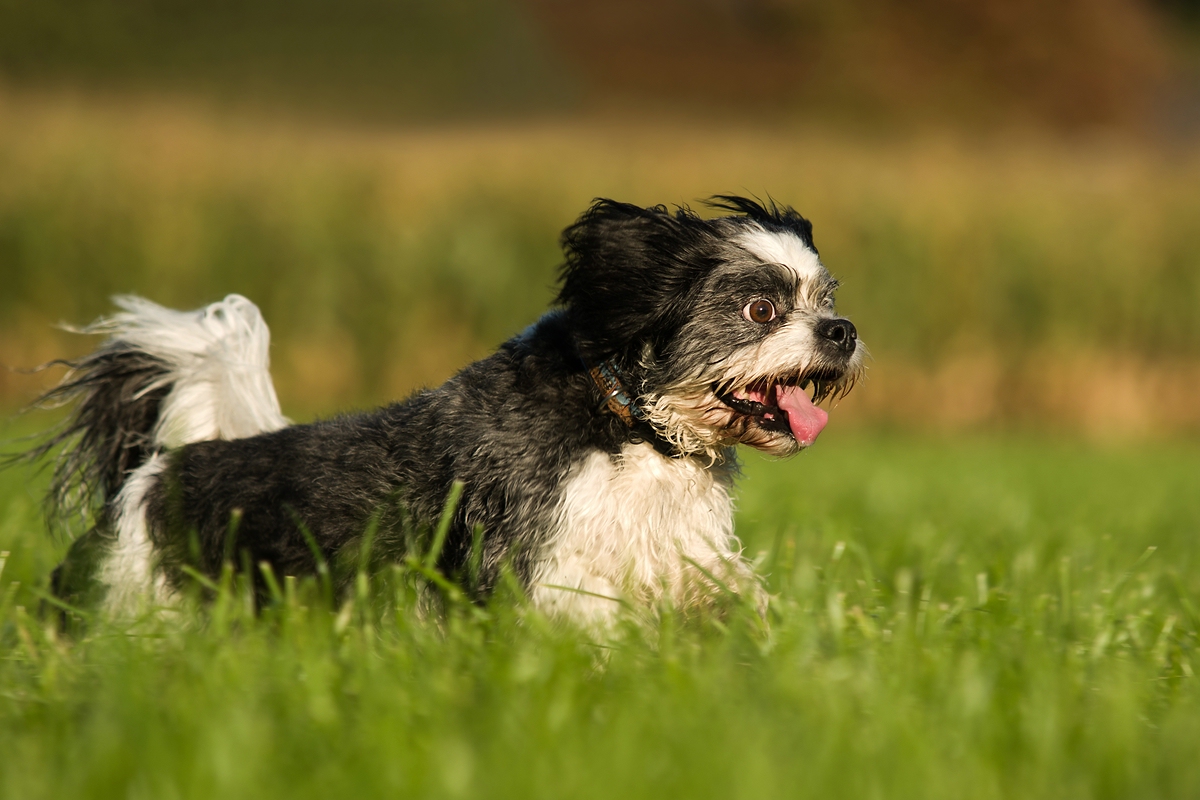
[{"xmin": 743, "ymin": 299, "xmax": 776, "ymax": 324}]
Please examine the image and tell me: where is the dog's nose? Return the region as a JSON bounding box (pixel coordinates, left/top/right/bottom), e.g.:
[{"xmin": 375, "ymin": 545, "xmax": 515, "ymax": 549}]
[{"xmin": 815, "ymin": 318, "xmax": 857, "ymax": 353}]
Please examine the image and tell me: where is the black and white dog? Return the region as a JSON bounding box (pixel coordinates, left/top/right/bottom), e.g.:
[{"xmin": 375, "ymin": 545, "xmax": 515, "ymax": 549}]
[{"xmin": 27, "ymin": 197, "xmax": 863, "ymax": 627}]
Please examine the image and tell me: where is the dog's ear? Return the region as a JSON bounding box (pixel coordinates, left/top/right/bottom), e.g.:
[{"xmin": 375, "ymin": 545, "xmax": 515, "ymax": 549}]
[{"xmin": 557, "ymin": 199, "xmax": 716, "ymax": 360}]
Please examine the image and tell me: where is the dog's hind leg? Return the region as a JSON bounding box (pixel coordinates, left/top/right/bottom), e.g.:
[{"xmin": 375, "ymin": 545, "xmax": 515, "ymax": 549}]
[{"xmin": 97, "ymin": 454, "xmax": 179, "ymax": 617}]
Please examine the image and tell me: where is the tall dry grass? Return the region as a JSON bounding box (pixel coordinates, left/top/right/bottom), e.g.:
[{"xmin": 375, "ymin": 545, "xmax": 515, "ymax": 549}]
[{"xmin": 2, "ymin": 89, "xmax": 1199, "ymax": 434}]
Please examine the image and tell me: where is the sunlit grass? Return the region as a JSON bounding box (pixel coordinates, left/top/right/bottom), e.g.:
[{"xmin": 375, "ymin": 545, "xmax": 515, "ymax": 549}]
[{"xmin": 2, "ymin": 432, "xmax": 1199, "ymax": 798}]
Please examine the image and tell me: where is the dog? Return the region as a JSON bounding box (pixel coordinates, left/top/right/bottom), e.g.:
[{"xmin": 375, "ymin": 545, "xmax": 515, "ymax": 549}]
[{"xmin": 22, "ymin": 196, "xmax": 864, "ymax": 628}]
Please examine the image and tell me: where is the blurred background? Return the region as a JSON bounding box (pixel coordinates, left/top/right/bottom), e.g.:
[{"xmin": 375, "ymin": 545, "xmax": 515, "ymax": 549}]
[{"xmin": 1, "ymin": 0, "xmax": 1199, "ymax": 436}]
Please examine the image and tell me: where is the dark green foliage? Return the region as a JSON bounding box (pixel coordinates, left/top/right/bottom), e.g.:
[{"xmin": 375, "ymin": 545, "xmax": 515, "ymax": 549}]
[{"xmin": 0, "ymin": 0, "xmax": 572, "ymax": 120}]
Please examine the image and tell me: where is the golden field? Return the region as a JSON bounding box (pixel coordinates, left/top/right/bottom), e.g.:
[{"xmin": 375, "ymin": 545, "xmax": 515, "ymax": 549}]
[{"xmin": 2, "ymin": 89, "xmax": 1199, "ymax": 436}]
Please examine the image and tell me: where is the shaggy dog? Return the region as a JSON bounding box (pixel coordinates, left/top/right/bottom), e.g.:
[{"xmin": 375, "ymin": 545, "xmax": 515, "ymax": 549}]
[{"xmin": 23, "ymin": 196, "xmax": 864, "ymax": 628}]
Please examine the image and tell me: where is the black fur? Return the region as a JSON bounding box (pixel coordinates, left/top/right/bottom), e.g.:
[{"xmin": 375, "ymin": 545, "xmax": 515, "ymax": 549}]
[{"xmin": 14, "ymin": 344, "xmax": 171, "ymax": 533}]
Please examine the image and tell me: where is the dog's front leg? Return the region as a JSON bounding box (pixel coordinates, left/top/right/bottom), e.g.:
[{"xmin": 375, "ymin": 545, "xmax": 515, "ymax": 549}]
[{"xmin": 530, "ymin": 554, "xmax": 625, "ymax": 631}]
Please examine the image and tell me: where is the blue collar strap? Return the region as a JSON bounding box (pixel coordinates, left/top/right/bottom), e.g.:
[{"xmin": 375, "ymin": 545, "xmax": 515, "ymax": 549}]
[{"xmin": 587, "ymin": 358, "xmax": 647, "ymax": 426}]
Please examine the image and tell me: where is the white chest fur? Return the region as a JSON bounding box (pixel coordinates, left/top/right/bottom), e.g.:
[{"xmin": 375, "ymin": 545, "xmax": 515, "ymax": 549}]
[{"xmin": 531, "ymin": 442, "xmax": 753, "ymax": 626}]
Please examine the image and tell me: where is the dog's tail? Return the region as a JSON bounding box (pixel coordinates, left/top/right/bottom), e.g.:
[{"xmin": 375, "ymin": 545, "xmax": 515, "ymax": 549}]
[{"xmin": 20, "ymin": 294, "xmax": 288, "ymax": 529}]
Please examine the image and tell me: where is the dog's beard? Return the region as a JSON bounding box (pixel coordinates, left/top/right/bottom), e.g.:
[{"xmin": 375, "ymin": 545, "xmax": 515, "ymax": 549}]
[{"xmin": 641, "ymin": 324, "xmax": 865, "ymax": 459}]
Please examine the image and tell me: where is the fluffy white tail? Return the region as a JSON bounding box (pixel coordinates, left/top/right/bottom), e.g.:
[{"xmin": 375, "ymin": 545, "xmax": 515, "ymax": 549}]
[
  {"xmin": 26, "ymin": 294, "xmax": 288, "ymax": 524},
  {"xmin": 98, "ymin": 294, "xmax": 289, "ymax": 447}
]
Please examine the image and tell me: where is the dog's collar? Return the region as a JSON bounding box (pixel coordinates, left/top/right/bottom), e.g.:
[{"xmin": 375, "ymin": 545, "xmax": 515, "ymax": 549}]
[
  {"xmin": 583, "ymin": 356, "xmax": 681, "ymax": 458},
  {"xmin": 587, "ymin": 357, "xmax": 646, "ymax": 427}
]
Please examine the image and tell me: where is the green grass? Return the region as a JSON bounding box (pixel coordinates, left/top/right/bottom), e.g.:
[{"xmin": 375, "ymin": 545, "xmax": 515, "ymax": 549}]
[{"xmin": 2, "ymin": 432, "xmax": 1199, "ymax": 799}]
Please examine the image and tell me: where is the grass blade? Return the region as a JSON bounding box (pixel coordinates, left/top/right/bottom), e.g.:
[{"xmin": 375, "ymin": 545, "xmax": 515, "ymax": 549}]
[{"xmin": 425, "ymin": 480, "xmax": 464, "ymax": 571}]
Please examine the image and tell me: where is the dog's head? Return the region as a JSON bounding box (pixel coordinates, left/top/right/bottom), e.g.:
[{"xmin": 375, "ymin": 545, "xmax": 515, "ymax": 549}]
[{"xmin": 558, "ymin": 196, "xmax": 865, "ymax": 458}]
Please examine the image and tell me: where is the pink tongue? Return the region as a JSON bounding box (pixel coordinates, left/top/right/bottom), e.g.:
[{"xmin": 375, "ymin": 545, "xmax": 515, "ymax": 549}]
[{"xmin": 774, "ymin": 385, "xmax": 829, "ymax": 447}]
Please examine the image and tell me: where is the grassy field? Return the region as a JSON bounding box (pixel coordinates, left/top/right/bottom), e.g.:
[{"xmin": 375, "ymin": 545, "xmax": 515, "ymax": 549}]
[
  {"xmin": 2, "ymin": 87, "xmax": 1199, "ymax": 798},
  {"xmin": 2, "ymin": 431, "xmax": 1199, "ymax": 799}
]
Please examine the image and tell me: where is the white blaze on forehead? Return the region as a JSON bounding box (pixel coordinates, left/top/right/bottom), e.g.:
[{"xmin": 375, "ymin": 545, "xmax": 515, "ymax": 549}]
[{"xmin": 737, "ymin": 227, "xmax": 825, "ymax": 284}]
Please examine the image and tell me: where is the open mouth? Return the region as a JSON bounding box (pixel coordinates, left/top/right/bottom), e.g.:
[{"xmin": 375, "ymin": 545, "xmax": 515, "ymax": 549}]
[{"xmin": 714, "ymin": 367, "xmax": 846, "ymax": 447}]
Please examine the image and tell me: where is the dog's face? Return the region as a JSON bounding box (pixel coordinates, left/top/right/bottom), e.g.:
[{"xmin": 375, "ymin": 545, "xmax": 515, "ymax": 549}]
[{"xmin": 559, "ymin": 196, "xmax": 864, "ymax": 458}]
